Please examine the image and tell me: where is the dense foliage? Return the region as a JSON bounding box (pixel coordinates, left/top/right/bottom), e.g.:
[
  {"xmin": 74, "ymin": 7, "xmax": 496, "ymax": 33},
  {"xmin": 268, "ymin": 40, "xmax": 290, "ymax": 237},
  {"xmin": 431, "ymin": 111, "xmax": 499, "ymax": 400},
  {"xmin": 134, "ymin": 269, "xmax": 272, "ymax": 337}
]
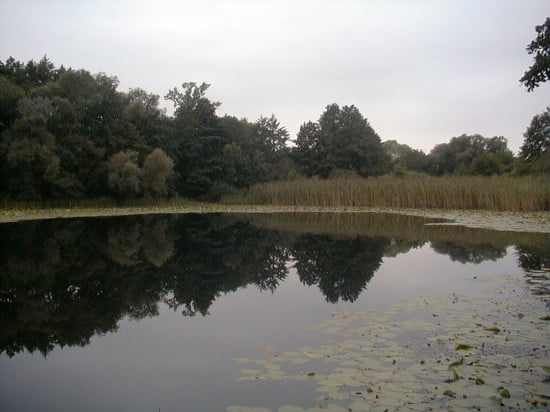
[
  {"xmin": 516, "ymin": 107, "xmax": 550, "ymax": 175},
  {"xmin": 293, "ymin": 103, "xmax": 390, "ymax": 177},
  {"xmin": 0, "ymin": 56, "xmax": 546, "ymax": 202},
  {"xmin": 0, "ymin": 58, "xmax": 294, "ymax": 201},
  {"xmin": 427, "ymin": 134, "xmax": 514, "ymax": 176},
  {"xmin": 516, "ymin": 17, "xmax": 550, "ymax": 175},
  {"xmin": 520, "ymin": 17, "xmax": 550, "ymax": 92}
]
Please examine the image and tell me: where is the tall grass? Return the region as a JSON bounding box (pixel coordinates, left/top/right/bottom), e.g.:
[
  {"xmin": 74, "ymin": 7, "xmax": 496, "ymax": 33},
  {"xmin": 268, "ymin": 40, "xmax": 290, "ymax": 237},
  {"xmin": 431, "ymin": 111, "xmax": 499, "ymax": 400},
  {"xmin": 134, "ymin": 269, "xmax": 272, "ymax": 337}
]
[{"xmin": 224, "ymin": 175, "xmax": 550, "ymax": 212}]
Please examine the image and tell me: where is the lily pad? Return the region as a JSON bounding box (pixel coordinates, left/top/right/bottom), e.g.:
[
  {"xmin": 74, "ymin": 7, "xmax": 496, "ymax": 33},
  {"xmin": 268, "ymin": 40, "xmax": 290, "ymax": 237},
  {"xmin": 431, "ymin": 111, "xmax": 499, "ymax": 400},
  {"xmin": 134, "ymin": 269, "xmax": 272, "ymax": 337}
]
[
  {"xmin": 443, "ymin": 389, "xmax": 456, "ymax": 398},
  {"xmin": 448, "ymin": 359, "xmax": 464, "ymax": 368},
  {"xmin": 454, "ymin": 343, "xmax": 475, "ymax": 350},
  {"xmin": 451, "ymin": 367, "xmax": 460, "ymax": 381},
  {"xmin": 484, "ymin": 326, "xmax": 501, "ymax": 333},
  {"xmin": 230, "ymin": 275, "xmax": 550, "ymax": 411}
]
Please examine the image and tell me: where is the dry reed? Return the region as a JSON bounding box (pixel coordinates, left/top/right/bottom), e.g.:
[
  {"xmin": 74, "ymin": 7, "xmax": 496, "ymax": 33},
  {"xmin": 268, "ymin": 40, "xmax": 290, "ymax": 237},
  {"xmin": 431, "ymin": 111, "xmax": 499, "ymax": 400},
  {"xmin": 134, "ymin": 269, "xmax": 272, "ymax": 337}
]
[{"xmin": 226, "ymin": 175, "xmax": 550, "ymax": 212}]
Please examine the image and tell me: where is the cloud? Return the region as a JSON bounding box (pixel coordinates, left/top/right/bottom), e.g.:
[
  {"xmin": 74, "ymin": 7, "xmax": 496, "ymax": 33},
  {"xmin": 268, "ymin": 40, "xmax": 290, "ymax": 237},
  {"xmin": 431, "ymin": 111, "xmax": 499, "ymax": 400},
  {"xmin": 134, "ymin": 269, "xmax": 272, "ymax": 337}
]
[{"xmin": 1, "ymin": 0, "xmax": 549, "ymax": 153}]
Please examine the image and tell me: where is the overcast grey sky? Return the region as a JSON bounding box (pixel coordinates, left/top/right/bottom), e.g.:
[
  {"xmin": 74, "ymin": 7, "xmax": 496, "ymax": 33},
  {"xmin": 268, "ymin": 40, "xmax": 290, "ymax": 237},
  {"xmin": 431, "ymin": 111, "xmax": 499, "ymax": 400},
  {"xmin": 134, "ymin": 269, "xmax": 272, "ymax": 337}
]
[{"xmin": 1, "ymin": 0, "xmax": 549, "ymax": 153}]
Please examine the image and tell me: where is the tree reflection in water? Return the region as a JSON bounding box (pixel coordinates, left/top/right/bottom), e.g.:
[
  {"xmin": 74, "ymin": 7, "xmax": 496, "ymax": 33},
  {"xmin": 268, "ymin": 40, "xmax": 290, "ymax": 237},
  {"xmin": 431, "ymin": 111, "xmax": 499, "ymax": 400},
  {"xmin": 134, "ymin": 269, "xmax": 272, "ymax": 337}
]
[
  {"xmin": 0, "ymin": 213, "xmax": 548, "ymax": 356},
  {"xmin": 293, "ymin": 234, "xmax": 388, "ymax": 303}
]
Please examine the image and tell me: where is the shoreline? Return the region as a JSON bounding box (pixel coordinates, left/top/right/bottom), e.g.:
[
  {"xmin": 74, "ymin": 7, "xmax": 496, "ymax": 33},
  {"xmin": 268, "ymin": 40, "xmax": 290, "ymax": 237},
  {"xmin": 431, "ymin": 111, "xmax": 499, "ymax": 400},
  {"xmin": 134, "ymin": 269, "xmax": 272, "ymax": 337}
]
[{"xmin": 1, "ymin": 204, "xmax": 549, "ymax": 233}]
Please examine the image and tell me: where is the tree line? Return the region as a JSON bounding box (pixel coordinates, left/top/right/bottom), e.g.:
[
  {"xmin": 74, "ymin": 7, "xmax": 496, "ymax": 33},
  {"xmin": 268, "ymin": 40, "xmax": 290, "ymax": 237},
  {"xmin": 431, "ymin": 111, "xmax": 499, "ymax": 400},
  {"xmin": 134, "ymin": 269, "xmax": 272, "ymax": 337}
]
[{"xmin": 0, "ymin": 53, "xmax": 547, "ymax": 201}]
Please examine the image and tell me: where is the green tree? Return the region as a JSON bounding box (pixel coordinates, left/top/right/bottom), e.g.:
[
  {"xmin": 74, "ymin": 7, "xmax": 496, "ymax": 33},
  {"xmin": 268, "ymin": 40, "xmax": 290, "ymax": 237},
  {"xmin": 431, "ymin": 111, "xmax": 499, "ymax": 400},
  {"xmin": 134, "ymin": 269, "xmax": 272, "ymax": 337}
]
[
  {"xmin": 427, "ymin": 134, "xmax": 513, "ymax": 175},
  {"xmin": 0, "ymin": 77, "xmax": 23, "ymax": 133},
  {"xmin": 518, "ymin": 108, "xmax": 550, "ymax": 174},
  {"xmin": 125, "ymin": 88, "xmax": 173, "ymax": 152},
  {"xmin": 35, "ymin": 67, "xmax": 147, "ymax": 197},
  {"xmin": 293, "ymin": 104, "xmax": 390, "ymax": 177},
  {"xmin": 218, "ymin": 115, "xmax": 260, "ymax": 188},
  {"xmin": 0, "ymin": 57, "xmax": 177, "ymax": 200},
  {"xmin": 520, "ymin": 108, "xmax": 550, "ymax": 160},
  {"xmin": 107, "ymin": 150, "xmax": 141, "ymax": 198},
  {"xmin": 0, "ymin": 55, "xmax": 59, "ymax": 90},
  {"xmin": 165, "ymin": 82, "xmax": 224, "ymax": 196},
  {"xmin": 470, "ymin": 152, "xmax": 504, "ymax": 176},
  {"xmin": 253, "ymin": 114, "xmax": 289, "ymax": 154},
  {"xmin": 46, "ymin": 95, "xmax": 96, "ymax": 197},
  {"xmin": 484, "ymin": 136, "xmax": 515, "ymax": 172},
  {"xmin": 85, "ymin": 73, "xmax": 144, "ymax": 156},
  {"xmin": 294, "ymin": 121, "xmax": 322, "ymax": 177},
  {"xmin": 141, "ymin": 148, "xmax": 175, "ymax": 197},
  {"xmin": 520, "ymin": 17, "xmax": 550, "ymax": 91},
  {"xmin": 252, "ymin": 114, "xmax": 291, "ymax": 181},
  {"xmin": 220, "ymin": 141, "xmax": 247, "ymax": 187},
  {"xmin": 382, "ymin": 140, "xmax": 429, "ymax": 173},
  {"xmin": 0, "ymin": 97, "xmax": 60, "ymax": 198}
]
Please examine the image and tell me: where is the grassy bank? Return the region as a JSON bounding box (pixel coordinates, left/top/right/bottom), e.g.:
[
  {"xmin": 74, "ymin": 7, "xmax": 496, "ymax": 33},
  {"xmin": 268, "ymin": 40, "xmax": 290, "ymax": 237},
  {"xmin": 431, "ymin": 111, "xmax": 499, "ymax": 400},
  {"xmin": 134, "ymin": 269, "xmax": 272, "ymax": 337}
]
[{"xmin": 224, "ymin": 175, "xmax": 550, "ymax": 212}]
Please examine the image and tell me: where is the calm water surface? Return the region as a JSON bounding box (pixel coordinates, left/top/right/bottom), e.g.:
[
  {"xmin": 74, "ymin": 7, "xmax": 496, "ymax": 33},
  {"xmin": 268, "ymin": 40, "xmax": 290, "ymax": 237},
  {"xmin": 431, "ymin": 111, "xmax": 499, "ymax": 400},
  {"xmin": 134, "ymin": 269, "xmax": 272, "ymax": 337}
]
[{"xmin": 0, "ymin": 213, "xmax": 548, "ymax": 411}]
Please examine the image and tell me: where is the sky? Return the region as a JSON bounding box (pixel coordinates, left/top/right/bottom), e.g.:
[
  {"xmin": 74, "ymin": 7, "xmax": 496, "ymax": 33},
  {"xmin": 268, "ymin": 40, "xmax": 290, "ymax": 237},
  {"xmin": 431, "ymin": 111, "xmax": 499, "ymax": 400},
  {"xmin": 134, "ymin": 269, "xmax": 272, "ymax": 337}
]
[{"xmin": 1, "ymin": 0, "xmax": 549, "ymax": 154}]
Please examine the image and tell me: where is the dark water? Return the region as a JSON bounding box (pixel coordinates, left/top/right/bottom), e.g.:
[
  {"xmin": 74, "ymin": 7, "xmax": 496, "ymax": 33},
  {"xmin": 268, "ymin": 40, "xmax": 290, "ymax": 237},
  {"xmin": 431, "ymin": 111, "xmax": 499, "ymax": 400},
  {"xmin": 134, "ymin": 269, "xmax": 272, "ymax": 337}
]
[{"xmin": 0, "ymin": 213, "xmax": 548, "ymax": 411}]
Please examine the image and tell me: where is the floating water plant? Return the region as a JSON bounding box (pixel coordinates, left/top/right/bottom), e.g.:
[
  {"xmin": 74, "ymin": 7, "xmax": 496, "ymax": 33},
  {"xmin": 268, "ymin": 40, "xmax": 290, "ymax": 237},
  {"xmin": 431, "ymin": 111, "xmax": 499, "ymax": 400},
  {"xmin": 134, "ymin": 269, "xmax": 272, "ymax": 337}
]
[
  {"xmin": 484, "ymin": 326, "xmax": 501, "ymax": 333},
  {"xmin": 454, "ymin": 343, "xmax": 475, "ymax": 350},
  {"xmin": 229, "ymin": 274, "xmax": 550, "ymax": 411}
]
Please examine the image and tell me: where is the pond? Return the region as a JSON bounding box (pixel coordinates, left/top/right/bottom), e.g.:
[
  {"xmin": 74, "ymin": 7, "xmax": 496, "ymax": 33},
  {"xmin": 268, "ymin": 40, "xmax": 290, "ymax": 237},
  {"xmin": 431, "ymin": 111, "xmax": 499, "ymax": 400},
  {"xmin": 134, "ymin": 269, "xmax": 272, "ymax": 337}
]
[{"xmin": 0, "ymin": 213, "xmax": 549, "ymax": 411}]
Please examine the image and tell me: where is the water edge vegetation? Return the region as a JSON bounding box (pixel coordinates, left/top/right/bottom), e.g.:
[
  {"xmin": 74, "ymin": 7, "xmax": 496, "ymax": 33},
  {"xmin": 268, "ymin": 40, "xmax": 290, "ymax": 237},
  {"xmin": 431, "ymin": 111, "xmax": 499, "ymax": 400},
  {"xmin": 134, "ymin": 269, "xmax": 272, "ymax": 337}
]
[{"xmin": 223, "ymin": 175, "xmax": 550, "ymax": 212}]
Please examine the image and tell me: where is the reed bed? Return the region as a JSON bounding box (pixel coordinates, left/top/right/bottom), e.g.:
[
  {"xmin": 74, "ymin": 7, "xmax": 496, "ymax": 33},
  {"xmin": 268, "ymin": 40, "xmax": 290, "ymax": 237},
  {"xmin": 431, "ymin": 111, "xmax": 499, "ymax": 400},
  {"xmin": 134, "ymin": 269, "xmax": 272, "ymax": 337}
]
[{"xmin": 226, "ymin": 175, "xmax": 550, "ymax": 212}]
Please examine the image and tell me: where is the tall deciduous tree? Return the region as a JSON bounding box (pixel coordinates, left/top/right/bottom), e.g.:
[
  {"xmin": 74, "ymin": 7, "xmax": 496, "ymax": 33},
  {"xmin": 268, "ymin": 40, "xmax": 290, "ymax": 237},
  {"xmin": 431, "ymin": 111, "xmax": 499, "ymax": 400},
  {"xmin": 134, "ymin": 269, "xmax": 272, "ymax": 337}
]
[
  {"xmin": 0, "ymin": 77, "xmax": 23, "ymax": 133},
  {"xmin": 382, "ymin": 140, "xmax": 429, "ymax": 173},
  {"xmin": 517, "ymin": 108, "xmax": 550, "ymax": 175},
  {"xmin": 520, "ymin": 108, "xmax": 550, "ymax": 160},
  {"xmin": 294, "ymin": 121, "xmax": 322, "ymax": 177},
  {"xmin": 0, "ymin": 97, "xmax": 60, "ymax": 198},
  {"xmin": 252, "ymin": 115, "xmax": 289, "ymax": 154},
  {"xmin": 125, "ymin": 88, "xmax": 172, "ymax": 152},
  {"xmin": 107, "ymin": 150, "xmax": 141, "ymax": 198},
  {"xmin": 0, "ymin": 55, "xmax": 59, "ymax": 90},
  {"xmin": 427, "ymin": 134, "xmax": 513, "ymax": 175},
  {"xmin": 165, "ymin": 82, "xmax": 224, "ymax": 196},
  {"xmin": 520, "ymin": 18, "xmax": 550, "ymax": 91},
  {"xmin": 251, "ymin": 114, "xmax": 291, "ymax": 181},
  {"xmin": 293, "ymin": 104, "xmax": 389, "ymax": 177},
  {"xmin": 469, "ymin": 152, "xmax": 505, "ymax": 176},
  {"xmin": 141, "ymin": 148, "xmax": 174, "ymax": 197}
]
